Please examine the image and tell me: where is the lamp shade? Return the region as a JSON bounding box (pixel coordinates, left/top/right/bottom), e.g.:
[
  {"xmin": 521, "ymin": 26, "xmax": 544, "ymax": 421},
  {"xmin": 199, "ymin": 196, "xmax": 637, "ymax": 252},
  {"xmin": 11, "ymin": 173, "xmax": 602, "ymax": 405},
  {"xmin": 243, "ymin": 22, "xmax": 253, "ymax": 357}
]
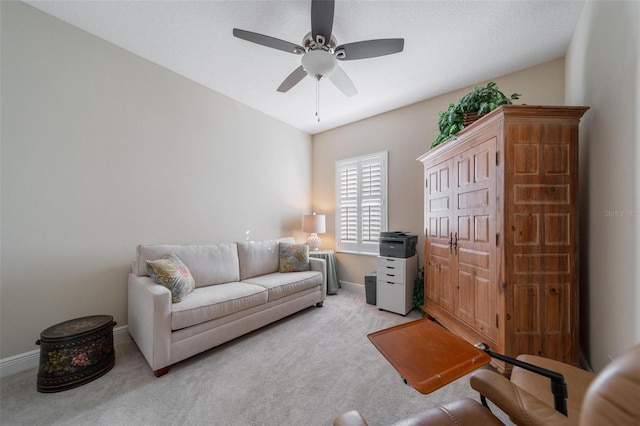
[{"xmin": 303, "ymin": 214, "xmax": 326, "ymax": 234}]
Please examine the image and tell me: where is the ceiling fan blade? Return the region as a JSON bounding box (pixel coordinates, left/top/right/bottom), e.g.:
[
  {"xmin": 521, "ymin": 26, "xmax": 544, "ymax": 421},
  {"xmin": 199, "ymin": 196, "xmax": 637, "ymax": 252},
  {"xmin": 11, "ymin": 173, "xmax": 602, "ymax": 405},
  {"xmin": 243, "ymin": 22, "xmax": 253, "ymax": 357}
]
[
  {"xmin": 233, "ymin": 28, "xmax": 305, "ymax": 55},
  {"xmin": 335, "ymin": 39, "xmax": 405, "ymax": 61},
  {"xmin": 311, "ymin": 0, "xmax": 335, "ymax": 43},
  {"xmin": 277, "ymin": 66, "xmax": 308, "ymax": 92},
  {"xmin": 329, "ymin": 65, "xmax": 357, "ymax": 97}
]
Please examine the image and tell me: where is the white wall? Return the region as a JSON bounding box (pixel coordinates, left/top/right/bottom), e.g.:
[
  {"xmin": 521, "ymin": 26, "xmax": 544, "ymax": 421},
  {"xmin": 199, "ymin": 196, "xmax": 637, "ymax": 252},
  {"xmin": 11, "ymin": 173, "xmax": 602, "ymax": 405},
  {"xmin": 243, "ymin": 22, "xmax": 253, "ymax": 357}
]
[
  {"xmin": 565, "ymin": 0, "xmax": 640, "ymax": 371},
  {"xmin": 0, "ymin": 2, "xmax": 311, "ymax": 358},
  {"xmin": 312, "ymin": 58, "xmax": 566, "ymax": 286}
]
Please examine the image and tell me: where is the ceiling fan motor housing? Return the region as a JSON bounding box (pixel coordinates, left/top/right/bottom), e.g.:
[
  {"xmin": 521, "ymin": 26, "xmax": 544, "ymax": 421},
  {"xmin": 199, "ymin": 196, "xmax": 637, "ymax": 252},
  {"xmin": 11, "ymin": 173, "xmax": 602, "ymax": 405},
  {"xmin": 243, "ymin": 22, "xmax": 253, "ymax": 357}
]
[{"xmin": 302, "ymin": 32, "xmax": 337, "ymax": 52}]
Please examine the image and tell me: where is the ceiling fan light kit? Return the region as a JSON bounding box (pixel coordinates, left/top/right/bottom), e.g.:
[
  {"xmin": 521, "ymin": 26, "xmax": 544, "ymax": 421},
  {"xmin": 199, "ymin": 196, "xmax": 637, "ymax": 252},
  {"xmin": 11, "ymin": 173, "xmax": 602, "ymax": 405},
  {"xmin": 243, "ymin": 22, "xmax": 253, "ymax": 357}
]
[
  {"xmin": 233, "ymin": 0, "xmax": 405, "ymax": 119},
  {"xmin": 302, "ymin": 50, "xmax": 337, "ymax": 80}
]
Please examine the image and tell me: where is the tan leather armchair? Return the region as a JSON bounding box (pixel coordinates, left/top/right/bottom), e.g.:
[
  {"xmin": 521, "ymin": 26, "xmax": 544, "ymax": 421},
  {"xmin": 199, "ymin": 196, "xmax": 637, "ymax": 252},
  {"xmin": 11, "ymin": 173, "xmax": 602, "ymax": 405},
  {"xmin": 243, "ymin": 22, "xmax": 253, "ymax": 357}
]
[
  {"xmin": 471, "ymin": 343, "xmax": 640, "ymax": 426},
  {"xmin": 333, "ymin": 397, "xmax": 502, "ymax": 426},
  {"xmin": 333, "ymin": 343, "xmax": 640, "ymax": 426}
]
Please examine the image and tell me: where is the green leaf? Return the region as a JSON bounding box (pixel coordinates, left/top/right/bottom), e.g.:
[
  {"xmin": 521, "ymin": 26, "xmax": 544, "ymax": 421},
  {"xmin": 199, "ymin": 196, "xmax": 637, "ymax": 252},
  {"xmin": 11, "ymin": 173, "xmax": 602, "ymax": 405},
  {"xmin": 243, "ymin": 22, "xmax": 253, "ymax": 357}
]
[{"xmin": 432, "ymin": 82, "xmax": 523, "ymax": 150}]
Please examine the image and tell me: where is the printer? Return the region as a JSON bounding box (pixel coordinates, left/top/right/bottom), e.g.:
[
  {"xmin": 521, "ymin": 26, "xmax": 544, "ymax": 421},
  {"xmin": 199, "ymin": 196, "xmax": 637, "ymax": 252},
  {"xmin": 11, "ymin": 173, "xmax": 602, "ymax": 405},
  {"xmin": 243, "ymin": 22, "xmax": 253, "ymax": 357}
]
[{"xmin": 379, "ymin": 231, "xmax": 417, "ymax": 258}]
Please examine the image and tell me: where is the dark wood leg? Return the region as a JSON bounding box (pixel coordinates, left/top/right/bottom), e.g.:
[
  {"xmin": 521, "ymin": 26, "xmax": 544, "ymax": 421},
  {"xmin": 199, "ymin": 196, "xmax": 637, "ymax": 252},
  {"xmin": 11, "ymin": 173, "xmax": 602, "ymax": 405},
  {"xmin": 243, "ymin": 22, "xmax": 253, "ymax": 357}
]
[
  {"xmin": 316, "ymin": 301, "xmax": 324, "ymax": 307},
  {"xmin": 154, "ymin": 366, "xmax": 169, "ymax": 377}
]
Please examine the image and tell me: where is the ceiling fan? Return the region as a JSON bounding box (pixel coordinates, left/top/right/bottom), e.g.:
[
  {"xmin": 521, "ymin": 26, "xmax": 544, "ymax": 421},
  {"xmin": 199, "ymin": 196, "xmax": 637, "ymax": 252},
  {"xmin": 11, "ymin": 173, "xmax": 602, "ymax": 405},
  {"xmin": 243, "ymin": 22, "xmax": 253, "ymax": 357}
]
[{"xmin": 232, "ymin": 0, "xmax": 404, "ymax": 98}]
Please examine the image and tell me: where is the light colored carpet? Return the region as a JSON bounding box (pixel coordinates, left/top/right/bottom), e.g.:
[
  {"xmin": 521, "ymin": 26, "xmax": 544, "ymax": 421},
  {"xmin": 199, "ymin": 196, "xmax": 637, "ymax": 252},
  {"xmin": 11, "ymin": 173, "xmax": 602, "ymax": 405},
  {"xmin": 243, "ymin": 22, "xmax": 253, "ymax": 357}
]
[{"xmin": 0, "ymin": 290, "xmax": 511, "ymax": 425}]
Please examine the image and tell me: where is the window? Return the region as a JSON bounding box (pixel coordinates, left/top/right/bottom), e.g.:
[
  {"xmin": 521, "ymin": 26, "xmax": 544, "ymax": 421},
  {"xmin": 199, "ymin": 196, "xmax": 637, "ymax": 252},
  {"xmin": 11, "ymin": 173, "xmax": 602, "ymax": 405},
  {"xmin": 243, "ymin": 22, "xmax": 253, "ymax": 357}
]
[{"xmin": 335, "ymin": 151, "xmax": 387, "ymax": 254}]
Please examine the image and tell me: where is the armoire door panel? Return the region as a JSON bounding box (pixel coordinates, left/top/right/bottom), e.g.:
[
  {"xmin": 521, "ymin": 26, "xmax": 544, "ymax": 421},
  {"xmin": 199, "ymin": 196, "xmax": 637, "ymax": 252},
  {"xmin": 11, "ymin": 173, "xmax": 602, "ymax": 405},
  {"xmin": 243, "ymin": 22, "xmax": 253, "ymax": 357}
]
[
  {"xmin": 457, "ymin": 215, "xmax": 470, "ymax": 241},
  {"xmin": 457, "ymin": 188, "xmax": 490, "ymax": 210},
  {"xmin": 513, "ymin": 184, "xmax": 571, "ymax": 205},
  {"xmin": 426, "ymin": 261, "xmax": 439, "ymax": 302},
  {"xmin": 428, "ymin": 252, "xmax": 453, "ymax": 312},
  {"xmin": 455, "ymin": 269, "xmax": 474, "ymax": 325},
  {"xmin": 428, "ymin": 217, "xmax": 439, "ymax": 238},
  {"xmin": 543, "ymin": 144, "xmax": 571, "ymax": 175},
  {"xmin": 439, "ymin": 262, "xmax": 453, "ymax": 312},
  {"xmin": 429, "ymin": 196, "xmax": 450, "ymax": 213},
  {"xmin": 474, "ymin": 149, "xmax": 491, "ymax": 182},
  {"xmin": 513, "ymin": 283, "xmax": 540, "ymax": 334},
  {"xmin": 457, "ymin": 157, "xmax": 471, "ymax": 187},
  {"xmin": 513, "ymin": 144, "xmax": 539, "ymax": 175},
  {"xmin": 544, "ymin": 214, "xmax": 571, "ymax": 245},
  {"xmin": 457, "ymin": 248, "xmax": 491, "ymax": 270},
  {"xmin": 513, "ymin": 213, "xmax": 541, "ymax": 245},
  {"xmin": 474, "ymin": 215, "xmax": 490, "ymax": 243},
  {"xmin": 429, "ymin": 242, "xmax": 451, "ymax": 258},
  {"xmin": 513, "ymin": 253, "xmax": 571, "ymax": 275},
  {"xmin": 474, "ymin": 275, "xmax": 497, "ymax": 341},
  {"xmin": 438, "ymin": 217, "xmax": 450, "ymax": 239},
  {"xmin": 544, "ymin": 283, "xmax": 570, "ymax": 333},
  {"xmin": 428, "ymin": 170, "xmax": 439, "ymax": 194}
]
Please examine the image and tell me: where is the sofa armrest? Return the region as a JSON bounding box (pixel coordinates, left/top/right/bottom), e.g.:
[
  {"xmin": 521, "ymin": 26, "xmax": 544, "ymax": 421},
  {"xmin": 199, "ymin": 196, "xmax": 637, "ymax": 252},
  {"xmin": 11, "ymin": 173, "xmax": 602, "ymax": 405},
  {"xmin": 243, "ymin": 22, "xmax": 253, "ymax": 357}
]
[
  {"xmin": 309, "ymin": 257, "xmax": 327, "ymax": 299},
  {"xmin": 470, "ymin": 369, "xmax": 573, "ymax": 426},
  {"xmin": 127, "ymin": 273, "xmax": 172, "ymax": 372}
]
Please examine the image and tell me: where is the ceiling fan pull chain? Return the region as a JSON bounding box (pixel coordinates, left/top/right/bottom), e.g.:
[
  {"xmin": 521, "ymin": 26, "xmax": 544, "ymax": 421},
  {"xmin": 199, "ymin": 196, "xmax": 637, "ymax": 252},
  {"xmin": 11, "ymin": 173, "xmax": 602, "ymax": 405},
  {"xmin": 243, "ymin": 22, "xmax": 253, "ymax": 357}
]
[{"xmin": 316, "ymin": 78, "xmax": 321, "ymax": 122}]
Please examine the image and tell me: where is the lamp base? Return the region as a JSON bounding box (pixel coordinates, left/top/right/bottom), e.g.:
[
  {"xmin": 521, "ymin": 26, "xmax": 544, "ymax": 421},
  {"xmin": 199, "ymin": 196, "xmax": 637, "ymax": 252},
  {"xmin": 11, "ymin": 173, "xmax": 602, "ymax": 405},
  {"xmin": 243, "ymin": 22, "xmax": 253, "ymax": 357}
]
[{"xmin": 307, "ymin": 233, "xmax": 321, "ymax": 251}]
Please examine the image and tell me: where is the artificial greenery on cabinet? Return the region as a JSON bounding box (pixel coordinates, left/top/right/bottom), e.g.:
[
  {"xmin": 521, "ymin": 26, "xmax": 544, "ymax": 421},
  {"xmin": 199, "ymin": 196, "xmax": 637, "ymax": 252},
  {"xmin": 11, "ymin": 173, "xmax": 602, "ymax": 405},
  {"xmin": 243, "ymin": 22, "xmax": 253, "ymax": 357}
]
[{"xmin": 432, "ymin": 82, "xmax": 521, "ymax": 148}]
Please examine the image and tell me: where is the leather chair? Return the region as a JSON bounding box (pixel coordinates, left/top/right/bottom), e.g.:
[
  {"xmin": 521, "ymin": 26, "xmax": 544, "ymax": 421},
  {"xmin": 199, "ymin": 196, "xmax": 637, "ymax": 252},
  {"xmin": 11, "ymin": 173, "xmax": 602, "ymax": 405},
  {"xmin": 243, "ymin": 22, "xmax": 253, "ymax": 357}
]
[
  {"xmin": 333, "ymin": 343, "xmax": 640, "ymax": 426},
  {"xmin": 333, "ymin": 397, "xmax": 502, "ymax": 426}
]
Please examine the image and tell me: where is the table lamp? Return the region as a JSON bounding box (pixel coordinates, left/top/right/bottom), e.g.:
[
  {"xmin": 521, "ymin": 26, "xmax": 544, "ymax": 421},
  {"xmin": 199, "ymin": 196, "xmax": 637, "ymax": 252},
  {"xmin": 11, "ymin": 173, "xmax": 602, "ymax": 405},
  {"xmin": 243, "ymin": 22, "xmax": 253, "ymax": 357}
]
[{"xmin": 303, "ymin": 213, "xmax": 326, "ymax": 251}]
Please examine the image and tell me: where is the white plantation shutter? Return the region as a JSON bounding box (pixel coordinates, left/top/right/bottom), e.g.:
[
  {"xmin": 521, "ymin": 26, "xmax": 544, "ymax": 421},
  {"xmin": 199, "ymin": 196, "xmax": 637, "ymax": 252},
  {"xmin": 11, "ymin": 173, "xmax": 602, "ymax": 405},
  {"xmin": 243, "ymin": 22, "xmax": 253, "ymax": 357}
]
[
  {"xmin": 336, "ymin": 152, "xmax": 387, "ymax": 254},
  {"xmin": 339, "ymin": 161, "xmax": 358, "ymax": 244}
]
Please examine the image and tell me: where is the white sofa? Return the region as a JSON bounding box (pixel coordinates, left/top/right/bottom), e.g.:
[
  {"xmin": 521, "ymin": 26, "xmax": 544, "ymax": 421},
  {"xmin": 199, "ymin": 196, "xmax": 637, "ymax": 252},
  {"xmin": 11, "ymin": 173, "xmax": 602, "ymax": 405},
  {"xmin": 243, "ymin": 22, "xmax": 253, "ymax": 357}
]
[{"xmin": 127, "ymin": 237, "xmax": 326, "ymax": 376}]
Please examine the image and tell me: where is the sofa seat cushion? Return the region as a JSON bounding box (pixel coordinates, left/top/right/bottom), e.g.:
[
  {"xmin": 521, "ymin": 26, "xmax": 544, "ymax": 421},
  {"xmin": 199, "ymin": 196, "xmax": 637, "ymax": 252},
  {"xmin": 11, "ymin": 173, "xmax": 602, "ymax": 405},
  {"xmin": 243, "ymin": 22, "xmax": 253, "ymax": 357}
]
[
  {"xmin": 242, "ymin": 271, "xmax": 322, "ymax": 302},
  {"xmin": 171, "ymin": 282, "xmax": 267, "ymax": 330}
]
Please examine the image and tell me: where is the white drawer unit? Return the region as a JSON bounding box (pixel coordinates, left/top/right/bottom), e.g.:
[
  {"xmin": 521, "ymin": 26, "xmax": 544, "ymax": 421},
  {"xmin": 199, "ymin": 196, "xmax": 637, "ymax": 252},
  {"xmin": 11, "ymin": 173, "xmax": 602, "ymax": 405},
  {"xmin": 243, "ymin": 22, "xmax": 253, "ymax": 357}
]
[{"xmin": 376, "ymin": 255, "xmax": 418, "ymax": 315}]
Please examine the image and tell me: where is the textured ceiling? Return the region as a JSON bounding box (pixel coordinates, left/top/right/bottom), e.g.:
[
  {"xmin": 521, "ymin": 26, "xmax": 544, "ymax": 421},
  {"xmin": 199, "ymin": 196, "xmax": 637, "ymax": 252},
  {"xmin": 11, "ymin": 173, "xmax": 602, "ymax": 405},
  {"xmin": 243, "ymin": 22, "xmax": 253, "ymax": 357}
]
[{"xmin": 25, "ymin": 0, "xmax": 585, "ymax": 135}]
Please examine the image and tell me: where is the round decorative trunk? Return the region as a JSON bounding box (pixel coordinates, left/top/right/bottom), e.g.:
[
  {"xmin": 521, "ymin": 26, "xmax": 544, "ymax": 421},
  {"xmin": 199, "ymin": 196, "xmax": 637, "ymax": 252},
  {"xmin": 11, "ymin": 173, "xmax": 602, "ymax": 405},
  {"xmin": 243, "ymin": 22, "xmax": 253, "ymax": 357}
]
[{"xmin": 36, "ymin": 315, "xmax": 115, "ymax": 393}]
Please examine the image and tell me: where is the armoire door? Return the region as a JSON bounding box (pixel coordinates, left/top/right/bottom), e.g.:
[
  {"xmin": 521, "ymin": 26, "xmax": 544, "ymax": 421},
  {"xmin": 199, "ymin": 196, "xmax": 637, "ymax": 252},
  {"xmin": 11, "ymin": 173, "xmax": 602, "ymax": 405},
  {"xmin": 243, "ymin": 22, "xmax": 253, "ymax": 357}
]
[
  {"xmin": 452, "ymin": 137, "xmax": 498, "ymax": 342},
  {"xmin": 424, "ymin": 158, "xmax": 454, "ymax": 312}
]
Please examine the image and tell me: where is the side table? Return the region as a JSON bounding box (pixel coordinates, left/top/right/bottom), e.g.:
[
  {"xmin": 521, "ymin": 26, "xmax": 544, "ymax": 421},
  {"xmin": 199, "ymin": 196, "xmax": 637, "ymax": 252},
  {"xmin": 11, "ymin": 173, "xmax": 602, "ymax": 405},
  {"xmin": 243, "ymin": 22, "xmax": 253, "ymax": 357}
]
[
  {"xmin": 368, "ymin": 318, "xmax": 490, "ymax": 394},
  {"xmin": 309, "ymin": 249, "xmax": 339, "ymax": 295},
  {"xmin": 36, "ymin": 315, "xmax": 116, "ymax": 393}
]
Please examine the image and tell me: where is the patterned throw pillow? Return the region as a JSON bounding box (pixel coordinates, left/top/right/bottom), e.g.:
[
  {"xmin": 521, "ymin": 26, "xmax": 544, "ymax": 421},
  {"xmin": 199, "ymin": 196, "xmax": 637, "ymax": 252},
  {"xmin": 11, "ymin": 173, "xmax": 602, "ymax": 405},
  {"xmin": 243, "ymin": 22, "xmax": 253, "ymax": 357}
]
[
  {"xmin": 146, "ymin": 253, "xmax": 196, "ymax": 303},
  {"xmin": 278, "ymin": 242, "xmax": 311, "ymax": 272}
]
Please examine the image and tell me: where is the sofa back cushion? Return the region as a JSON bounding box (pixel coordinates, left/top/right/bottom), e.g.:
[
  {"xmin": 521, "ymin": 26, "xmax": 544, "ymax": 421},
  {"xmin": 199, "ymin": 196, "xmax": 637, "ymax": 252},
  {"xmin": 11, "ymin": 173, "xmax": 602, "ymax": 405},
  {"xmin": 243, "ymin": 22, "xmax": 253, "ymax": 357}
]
[
  {"xmin": 237, "ymin": 237, "xmax": 294, "ymax": 280},
  {"xmin": 135, "ymin": 243, "xmax": 240, "ymax": 287}
]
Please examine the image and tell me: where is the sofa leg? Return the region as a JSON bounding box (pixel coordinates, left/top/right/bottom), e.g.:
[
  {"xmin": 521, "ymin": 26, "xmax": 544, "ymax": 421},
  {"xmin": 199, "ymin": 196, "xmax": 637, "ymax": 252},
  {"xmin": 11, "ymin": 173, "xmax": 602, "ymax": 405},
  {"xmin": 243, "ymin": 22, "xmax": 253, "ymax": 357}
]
[
  {"xmin": 316, "ymin": 301, "xmax": 324, "ymax": 307},
  {"xmin": 154, "ymin": 367, "xmax": 170, "ymax": 377}
]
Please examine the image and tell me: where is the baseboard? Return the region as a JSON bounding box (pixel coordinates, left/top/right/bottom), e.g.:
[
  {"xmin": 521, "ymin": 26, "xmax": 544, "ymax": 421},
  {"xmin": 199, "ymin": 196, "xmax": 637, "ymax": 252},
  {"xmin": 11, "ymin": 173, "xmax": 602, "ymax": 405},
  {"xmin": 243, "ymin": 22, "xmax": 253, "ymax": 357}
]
[
  {"xmin": 339, "ymin": 281, "xmax": 365, "ymax": 294},
  {"xmin": 0, "ymin": 325, "xmax": 129, "ymax": 379},
  {"xmin": 579, "ymin": 349, "xmax": 594, "ymax": 373}
]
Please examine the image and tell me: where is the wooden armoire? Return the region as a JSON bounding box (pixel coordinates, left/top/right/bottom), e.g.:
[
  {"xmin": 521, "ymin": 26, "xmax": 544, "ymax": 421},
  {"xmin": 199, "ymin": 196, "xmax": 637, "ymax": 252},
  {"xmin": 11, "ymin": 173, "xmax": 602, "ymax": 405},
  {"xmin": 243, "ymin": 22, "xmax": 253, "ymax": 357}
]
[{"xmin": 417, "ymin": 105, "xmax": 588, "ymax": 373}]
